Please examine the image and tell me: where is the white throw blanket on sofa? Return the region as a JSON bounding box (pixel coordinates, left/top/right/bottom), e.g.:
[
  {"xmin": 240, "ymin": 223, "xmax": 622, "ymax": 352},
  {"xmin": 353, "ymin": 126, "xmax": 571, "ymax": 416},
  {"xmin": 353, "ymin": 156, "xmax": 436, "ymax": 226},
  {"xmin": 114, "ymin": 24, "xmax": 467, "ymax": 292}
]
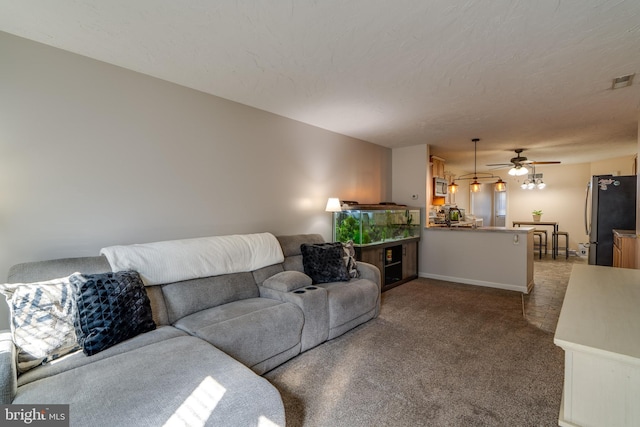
[{"xmin": 100, "ymin": 232, "xmax": 285, "ymax": 286}]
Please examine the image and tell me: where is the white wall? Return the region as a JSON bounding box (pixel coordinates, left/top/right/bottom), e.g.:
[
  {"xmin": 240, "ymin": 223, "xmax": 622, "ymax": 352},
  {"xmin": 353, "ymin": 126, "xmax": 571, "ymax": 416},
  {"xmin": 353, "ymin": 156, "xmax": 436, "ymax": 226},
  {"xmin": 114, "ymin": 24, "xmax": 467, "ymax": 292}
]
[
  {"xmin": 0, "ymin": 32, "xmax": 391, "ymax": 328},
  {"xmin": 391, "ymin": 144, "xmax": 427, "ymax": 273},
  {"xmin": 391, "ymin": 144, "xmax": 427, "ymax": 207}
]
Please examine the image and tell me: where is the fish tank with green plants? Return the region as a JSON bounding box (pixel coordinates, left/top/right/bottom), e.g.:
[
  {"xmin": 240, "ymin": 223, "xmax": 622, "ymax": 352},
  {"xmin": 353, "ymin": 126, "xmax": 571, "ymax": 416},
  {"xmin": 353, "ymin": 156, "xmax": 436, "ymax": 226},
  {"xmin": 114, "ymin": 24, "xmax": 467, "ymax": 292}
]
[{"xmin": 332, "ymin": 204, "xmax": 421, "ymax": 245}]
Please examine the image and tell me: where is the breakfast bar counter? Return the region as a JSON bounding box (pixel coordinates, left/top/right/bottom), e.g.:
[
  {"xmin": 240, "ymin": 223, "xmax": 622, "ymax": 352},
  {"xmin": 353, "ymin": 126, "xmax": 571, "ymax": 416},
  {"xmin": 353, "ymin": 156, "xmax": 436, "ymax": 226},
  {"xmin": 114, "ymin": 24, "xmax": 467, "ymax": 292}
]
[{"xmin": 422, "ymin": 226, "xmax": 535, "ymax": 293}]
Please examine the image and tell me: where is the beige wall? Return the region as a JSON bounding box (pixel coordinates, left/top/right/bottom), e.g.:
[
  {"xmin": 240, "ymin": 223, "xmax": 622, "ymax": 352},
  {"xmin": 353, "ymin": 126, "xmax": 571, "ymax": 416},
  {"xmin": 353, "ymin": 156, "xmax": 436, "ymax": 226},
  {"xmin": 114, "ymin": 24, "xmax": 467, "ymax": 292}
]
[
  {"xmin": 506, "ymin": 163, "xmax": 592, "ymax": 251},
  {"xmin": 0, "ymin": 32, "xmax": 391, "ymax": 327},
  {"xmin": 507, "ymin": 155, "xmax": 635, "ymax": 252}
]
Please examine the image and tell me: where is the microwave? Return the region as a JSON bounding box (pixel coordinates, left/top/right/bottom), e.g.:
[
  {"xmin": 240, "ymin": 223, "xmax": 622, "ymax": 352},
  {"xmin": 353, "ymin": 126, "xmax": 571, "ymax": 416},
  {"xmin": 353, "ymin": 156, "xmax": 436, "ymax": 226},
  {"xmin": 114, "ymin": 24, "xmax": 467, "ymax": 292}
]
[{"xmin": 434, "ymin": 178, "xmax": 448, "ymax": 197}]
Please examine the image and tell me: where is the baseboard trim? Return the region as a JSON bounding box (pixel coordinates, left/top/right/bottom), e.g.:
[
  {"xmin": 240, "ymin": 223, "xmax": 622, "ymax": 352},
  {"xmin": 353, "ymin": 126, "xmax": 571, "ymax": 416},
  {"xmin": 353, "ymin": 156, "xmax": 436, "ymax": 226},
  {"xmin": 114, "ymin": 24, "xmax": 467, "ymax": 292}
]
[{"xmin": 418, "ymin": 272, "xmax": 528, "ymax": 293}]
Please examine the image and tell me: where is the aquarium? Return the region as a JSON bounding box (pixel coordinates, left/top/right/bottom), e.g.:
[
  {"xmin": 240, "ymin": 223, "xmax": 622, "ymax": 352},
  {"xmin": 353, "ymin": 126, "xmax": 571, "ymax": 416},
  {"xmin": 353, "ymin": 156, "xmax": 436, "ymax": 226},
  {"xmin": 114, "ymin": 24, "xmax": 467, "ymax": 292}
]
[{"xmin": 332, "ymin": 205, "xmax": 421, "ymax": 245}]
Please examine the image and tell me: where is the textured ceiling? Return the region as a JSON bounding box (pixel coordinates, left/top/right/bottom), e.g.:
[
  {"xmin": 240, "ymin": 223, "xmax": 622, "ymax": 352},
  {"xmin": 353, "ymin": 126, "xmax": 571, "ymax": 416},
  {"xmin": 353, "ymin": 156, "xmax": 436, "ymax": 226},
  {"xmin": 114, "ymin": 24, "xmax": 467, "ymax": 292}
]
[{"xmin": 1, "ymin": 0, "xmax": 639, "ymax": 171}]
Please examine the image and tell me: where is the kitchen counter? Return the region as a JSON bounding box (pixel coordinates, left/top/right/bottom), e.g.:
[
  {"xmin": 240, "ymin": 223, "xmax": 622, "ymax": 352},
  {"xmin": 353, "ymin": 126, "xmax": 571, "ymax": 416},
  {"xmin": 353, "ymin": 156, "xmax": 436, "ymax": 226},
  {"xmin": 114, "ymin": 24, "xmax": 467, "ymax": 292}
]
[
  {"xmin": 613, "ymin": 229, "xmax": 637, "ymax": 238},
  {"xmin": 422, "ymin": 226, "xmax": 534, "ymax": 293},
  {"xmin": 428, "ymin": 225, "xmax": 535, "ymax": 233},
  {"xmin": 613, "ymin": 229, "xmax": 637, "ymax": 268}
]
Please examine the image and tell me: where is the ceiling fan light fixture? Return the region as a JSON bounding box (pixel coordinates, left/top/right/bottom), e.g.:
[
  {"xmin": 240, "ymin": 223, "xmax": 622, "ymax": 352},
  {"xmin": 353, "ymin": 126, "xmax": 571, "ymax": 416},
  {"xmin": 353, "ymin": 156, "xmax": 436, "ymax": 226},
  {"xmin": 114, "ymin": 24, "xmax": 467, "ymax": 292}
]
[
  {"xmin": 509, "ymin": 165, "xmax": 528, "ymax": 176},
  {"xmin": 536, "ymin": 179, "xmax": 546, "ymax": 189}
]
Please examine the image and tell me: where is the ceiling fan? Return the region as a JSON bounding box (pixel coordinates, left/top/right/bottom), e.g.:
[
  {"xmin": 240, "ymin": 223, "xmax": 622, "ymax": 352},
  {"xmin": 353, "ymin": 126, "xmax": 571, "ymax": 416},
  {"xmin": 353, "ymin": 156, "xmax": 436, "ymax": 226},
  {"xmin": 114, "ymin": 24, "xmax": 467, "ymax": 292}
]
[{"xmin": 487, "ymin": 149, "xmax": 561, "ymax": 176}]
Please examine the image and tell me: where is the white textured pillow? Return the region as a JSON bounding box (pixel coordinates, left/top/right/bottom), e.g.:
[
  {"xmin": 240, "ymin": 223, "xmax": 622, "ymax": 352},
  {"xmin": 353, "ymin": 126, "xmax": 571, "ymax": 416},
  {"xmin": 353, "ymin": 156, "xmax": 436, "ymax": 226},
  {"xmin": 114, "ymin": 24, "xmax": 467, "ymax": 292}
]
[{"xmin": 0, "ymin": 276, "xmax": 80, "ymax": 373}]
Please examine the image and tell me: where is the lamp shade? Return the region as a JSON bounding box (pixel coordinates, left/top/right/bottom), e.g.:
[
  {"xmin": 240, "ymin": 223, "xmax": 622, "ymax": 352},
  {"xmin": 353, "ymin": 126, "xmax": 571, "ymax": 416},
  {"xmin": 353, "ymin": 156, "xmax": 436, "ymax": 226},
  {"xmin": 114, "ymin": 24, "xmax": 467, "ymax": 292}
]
[
  {"xmin": 494, "ymin": 178, "xmax": 506, "ymax": 192},
  {"xmin": 325, "ymin": 198, "xmax": 342, "ymax": 212},
  {"xmin": 449, "ymin": 181, "xmax": 458, "ymax": 194},
  {"xmin": 470, "ymin": 180, "xmax": 481, "ymax": 192}
]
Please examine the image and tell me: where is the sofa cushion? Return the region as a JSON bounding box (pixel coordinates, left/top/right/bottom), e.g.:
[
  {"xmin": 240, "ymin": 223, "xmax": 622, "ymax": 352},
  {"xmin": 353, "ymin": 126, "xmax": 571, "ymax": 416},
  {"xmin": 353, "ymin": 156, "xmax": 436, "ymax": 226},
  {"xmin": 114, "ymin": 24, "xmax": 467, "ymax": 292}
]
[
  {"xmin": 13, "ymin": 336, "xmax": 286, "ymax": 427},
  {"xmin": 174, "ymin": 298, "xmax": 303, "ymax": 369},
  {"xmin": 301, "ymin": 242, "xmax": 350, "ymax": 284},
  {"xmin": 17, "ymin": 326, "xmax": 186, "ymax": 387},
  {"xmin": 161, "ymin": 272, "xmax": 259, "ymax": 324},
  {"xmin": 277, "ymin": 234, "xmax": 325, "ymax": 272},
  {"xmin": 262, "ymin": 271, "xmax": 312, "ymax": 292},
  {"xmin": 0, "ymin": 276, "xmax": 80, "ymax": 373},
  {"xmin": 70, "ymin": 271, "xmax": 156, "ymax": 356}
]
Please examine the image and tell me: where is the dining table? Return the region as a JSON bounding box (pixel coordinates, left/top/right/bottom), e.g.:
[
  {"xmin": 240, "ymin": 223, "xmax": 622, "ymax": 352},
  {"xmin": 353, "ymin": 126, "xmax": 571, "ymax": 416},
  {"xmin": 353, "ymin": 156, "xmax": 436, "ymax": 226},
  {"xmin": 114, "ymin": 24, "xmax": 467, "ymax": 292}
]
[{"xmin": 512, "ymin": 220, "xmax": 559, "ymax": 259}]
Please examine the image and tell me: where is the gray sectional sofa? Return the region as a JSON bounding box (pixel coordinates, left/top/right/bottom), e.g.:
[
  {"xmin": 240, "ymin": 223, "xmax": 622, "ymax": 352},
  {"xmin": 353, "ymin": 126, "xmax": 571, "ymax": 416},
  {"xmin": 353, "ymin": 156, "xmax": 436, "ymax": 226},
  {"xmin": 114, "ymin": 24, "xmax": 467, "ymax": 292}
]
[{"xmin": 0, "ymin": 233, "xmax": 381, "ymax": 426}]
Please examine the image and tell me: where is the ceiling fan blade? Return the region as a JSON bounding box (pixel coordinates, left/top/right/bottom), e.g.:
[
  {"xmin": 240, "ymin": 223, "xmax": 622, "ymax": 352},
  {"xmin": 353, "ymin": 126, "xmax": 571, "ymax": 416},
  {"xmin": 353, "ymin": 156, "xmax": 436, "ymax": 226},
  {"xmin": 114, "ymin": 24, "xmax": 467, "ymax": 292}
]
[
  {"xmin": 485, "ymin": 163, "xmax": 512, "ymax": 167},
  {"xmin": 530, "ymin": 161, "xmax": 561, "ymax": 164}
]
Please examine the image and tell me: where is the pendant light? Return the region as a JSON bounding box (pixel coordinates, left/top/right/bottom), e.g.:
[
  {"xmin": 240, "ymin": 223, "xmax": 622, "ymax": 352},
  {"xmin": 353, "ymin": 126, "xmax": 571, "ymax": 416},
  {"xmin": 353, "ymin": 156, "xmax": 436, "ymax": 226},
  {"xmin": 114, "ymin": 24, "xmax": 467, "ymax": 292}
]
[
  {"xmin": 451, "ymin": 138, "xmax": 505, "ymax": 192},
  {"xmin": 470, "ymin": 138, "xmax": 481, "ymax": 193}
]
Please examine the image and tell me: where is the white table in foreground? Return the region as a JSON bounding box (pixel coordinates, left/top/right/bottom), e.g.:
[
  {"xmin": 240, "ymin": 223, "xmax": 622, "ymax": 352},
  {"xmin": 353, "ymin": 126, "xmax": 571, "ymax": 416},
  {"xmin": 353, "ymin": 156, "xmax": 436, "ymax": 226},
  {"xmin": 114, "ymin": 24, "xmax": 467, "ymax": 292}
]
[{"xmin": 554, "ymin": 264, "xmax": 640, "ymax": 427}]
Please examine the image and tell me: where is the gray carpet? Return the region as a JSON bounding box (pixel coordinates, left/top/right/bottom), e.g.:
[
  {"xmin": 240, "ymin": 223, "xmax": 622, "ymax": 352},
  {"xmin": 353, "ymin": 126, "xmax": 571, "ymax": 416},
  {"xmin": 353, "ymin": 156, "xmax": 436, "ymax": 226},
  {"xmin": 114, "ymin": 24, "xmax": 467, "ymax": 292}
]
[{"xmin": 265, "ymin": 278, "xmax": 564, "ymax": 426}]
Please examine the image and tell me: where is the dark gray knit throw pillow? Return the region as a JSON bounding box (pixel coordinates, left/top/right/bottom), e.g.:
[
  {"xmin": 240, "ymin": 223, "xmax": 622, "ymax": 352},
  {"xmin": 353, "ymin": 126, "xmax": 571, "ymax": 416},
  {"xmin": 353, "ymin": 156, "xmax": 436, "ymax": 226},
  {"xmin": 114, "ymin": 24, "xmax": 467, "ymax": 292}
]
[
  {"xmin": 70, "ymin": 271, "xmax": 155, "ymax": 356},
  {"xmin": 301, "ymin": 242, "xmax": 350, "ymax": 284}
]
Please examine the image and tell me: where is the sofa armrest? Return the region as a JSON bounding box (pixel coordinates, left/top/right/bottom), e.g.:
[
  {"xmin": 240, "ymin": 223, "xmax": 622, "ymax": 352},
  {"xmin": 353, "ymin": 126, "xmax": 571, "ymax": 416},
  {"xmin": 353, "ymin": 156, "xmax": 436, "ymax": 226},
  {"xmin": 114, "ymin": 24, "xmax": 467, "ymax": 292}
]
[
  {"xmin": 259, "ymin": 285, "xmax": 329, "ymax": 352},
  {"xmin": 0, "ymin": 331, "xmax": 17, "ymax": 404},
  {"xmin": 356, "ymin": 261, "xmax": 381, "ymax": 291},
  {"xmin": 261, "ymin": 271, "xmax": 312, "ymax": 292}
]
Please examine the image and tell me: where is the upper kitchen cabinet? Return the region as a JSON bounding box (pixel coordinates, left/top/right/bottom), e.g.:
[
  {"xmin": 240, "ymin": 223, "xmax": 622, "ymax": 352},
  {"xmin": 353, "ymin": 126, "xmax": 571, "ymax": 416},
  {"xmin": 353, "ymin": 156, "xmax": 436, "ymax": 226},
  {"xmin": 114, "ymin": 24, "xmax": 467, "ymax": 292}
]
[{"xmin": 431, "ymin": 156, "xmax": 445, "ymax": 178}]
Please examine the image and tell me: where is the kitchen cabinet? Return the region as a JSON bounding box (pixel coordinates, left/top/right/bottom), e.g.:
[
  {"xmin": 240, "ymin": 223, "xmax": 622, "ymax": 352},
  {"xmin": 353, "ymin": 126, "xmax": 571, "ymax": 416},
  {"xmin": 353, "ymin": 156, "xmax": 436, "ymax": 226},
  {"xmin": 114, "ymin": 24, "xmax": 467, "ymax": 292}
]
[
  {"xmin": 613, "ymin": 229, "xmax": 636, "ymax": 269},
  {"xmin": 356, "ymin": 238, "xmax": 419, "ymax": 292},
  {"xmin": 431, "ymin": 155, "xmax": 445, "ymax": 178},
  {"xmin": 402, "ymin": 240, "xmax": 418, "ymax": 280}
]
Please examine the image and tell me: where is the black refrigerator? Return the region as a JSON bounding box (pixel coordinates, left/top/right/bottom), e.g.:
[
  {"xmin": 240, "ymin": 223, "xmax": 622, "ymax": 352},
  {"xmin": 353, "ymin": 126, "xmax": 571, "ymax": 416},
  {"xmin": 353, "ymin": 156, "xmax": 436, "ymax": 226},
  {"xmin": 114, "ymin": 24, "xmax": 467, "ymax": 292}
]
[{"xmin": 586, "ymin": 175, "xmax": 637, "ymax": 266}]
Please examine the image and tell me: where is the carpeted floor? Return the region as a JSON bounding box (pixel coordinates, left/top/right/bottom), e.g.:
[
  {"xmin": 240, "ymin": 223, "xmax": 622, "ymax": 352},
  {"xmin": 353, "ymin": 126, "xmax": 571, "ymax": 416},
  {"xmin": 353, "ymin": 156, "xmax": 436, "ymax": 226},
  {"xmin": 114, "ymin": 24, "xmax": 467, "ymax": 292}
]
[{"xmin": 265, "ymin": 278, "xmax": 564, "ymax": 427}]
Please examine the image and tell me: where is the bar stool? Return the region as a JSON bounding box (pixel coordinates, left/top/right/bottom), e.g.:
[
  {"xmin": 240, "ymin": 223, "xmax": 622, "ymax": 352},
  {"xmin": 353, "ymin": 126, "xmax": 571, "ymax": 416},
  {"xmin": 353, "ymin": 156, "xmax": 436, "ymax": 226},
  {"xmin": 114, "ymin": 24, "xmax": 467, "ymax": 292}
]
[
  {"xmin": 554, "ymin": 231, "xmax": 569, "ymax": 259},
  {"xmin": 534, "ymin": 230, "xmax": 547, "ymax": 258},
  {"xmin": 533, "ymin": 231, "xmax": 545, "ymax": 259}
]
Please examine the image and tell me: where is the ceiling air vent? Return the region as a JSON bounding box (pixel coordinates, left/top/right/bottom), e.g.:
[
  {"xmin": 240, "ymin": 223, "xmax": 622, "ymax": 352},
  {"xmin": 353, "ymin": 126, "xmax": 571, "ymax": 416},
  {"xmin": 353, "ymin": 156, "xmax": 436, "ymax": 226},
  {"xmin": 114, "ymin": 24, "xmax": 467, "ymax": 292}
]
[{"xmin": 611, "ymin": 73, "xmax": 635, "ymax": 90}]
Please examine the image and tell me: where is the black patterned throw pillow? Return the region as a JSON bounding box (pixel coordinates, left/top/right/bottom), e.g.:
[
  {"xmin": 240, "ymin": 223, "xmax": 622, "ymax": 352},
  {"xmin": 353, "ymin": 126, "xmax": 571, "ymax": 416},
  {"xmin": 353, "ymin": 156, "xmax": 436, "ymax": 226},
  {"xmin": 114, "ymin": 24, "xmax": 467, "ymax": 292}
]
[
  {"xmin": 301, "ymin": 242, "xmax": 350, "ymax": 284},
  {"xmin": 69, "ymin": 271, "xmax": 155, "ymax": 356}
]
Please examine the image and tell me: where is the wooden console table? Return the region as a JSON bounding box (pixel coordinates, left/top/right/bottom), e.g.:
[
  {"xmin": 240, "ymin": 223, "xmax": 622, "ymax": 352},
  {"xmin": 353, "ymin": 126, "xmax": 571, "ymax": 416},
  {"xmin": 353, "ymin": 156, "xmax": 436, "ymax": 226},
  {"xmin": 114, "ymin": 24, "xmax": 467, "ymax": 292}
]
[
  {"xmin": 554, "ymin": 264, "xmax": 640, "ymax": 427},
  {"xmin": 355, "ymin": 237, "xmax": 419, "ymax": 292}
]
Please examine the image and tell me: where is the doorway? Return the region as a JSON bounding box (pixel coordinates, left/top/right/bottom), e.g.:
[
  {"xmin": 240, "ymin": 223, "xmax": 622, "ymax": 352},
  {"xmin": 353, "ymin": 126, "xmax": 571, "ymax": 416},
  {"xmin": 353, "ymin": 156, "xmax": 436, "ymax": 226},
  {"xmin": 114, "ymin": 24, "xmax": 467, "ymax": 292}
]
[{"xmin": 471, "ymin": 183, "xmax": 507, "ymax": 226}]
